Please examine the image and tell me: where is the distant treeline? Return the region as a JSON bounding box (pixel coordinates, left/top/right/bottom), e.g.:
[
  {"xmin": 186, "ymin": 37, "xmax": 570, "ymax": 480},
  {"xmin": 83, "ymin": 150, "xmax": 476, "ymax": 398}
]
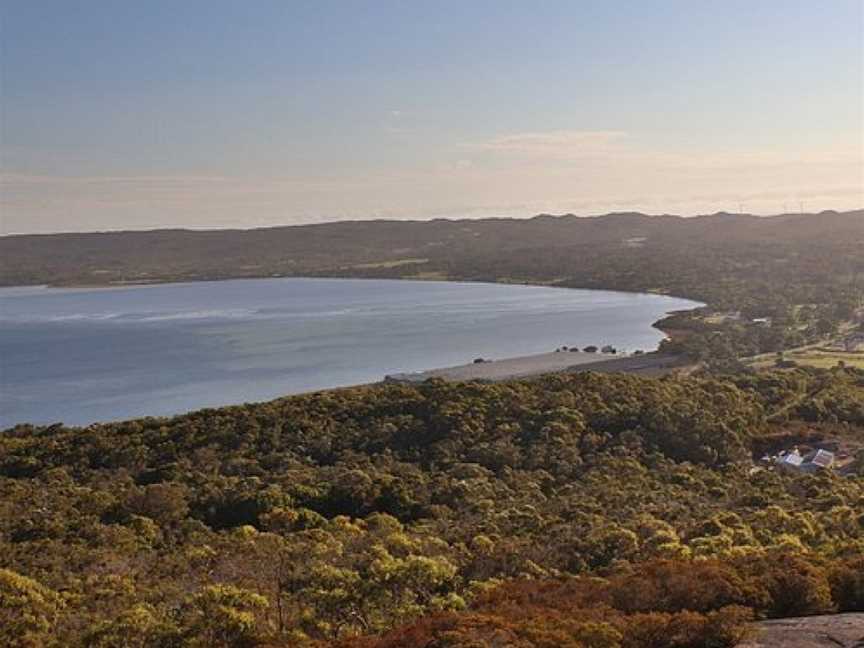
[{"xmin": 2, "ymin": 211, "xmax": 862, "ymax": 293}]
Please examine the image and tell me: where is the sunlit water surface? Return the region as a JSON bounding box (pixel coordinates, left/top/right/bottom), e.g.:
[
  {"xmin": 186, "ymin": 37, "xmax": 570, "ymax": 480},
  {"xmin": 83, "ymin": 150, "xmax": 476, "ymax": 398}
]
[{"xmin": 0, "ymin": 278, "xmax": 701, "ymax": 427}]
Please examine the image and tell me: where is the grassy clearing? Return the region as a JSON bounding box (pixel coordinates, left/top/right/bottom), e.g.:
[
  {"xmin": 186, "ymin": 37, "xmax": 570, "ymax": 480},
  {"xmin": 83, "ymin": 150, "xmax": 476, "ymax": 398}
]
[
  {"xmin": 752, "ymin": 349, "xmax": 864, "ymax": 370},
  {"xmin": 788, "ymin": 350, "xmax": 864, "ymax": 369}
]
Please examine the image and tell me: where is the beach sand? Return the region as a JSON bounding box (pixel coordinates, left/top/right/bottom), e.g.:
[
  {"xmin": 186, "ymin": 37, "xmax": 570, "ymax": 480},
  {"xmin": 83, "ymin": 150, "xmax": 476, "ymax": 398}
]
[{"xmin": 386, "ymin": 350, "xmax": 692, "ymax": 383}]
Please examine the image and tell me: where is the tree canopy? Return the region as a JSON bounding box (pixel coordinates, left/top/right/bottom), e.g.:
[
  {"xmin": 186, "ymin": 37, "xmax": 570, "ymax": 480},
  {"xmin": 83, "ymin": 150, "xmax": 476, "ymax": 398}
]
[{"xmin": 1, "ymin": 368, "xmax": 862, "ymax": 646}]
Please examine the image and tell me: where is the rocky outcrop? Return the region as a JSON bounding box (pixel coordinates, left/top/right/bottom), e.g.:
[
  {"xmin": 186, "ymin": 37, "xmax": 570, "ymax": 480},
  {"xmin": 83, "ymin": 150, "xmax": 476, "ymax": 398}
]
[{"xmin": 739, "ymin": 614, "xmax": 864, "ymax": 648}]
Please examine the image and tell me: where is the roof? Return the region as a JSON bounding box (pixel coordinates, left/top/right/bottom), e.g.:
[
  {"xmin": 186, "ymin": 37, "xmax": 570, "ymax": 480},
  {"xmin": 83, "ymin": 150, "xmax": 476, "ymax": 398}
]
[
  {"xmin": 803, "ymin": 449, "xmax": 835, "ymax": 468},
  {"xmin": 780, "ymin": 453, "xmax": 803, "ymax": 467}
]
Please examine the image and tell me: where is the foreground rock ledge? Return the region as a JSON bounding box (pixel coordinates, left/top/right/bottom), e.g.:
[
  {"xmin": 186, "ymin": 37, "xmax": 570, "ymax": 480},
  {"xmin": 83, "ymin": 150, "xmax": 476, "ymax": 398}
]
[{"xmin": 738, "ymin": 613, "xmax": 864, "ymax": 648}]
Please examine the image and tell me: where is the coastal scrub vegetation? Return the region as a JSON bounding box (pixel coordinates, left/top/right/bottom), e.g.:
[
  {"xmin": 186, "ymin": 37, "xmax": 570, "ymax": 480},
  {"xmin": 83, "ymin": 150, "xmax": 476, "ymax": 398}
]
[{"xmin": 2, "ymin": 368, "xmax": 863, "ymax": 646}]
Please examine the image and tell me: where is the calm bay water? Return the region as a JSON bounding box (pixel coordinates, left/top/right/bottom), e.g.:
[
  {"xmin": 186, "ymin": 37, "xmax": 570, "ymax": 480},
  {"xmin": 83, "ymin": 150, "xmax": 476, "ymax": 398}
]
[{"xmin": 0, "ymin": 278, "xmax": 700, "ymax": 427}]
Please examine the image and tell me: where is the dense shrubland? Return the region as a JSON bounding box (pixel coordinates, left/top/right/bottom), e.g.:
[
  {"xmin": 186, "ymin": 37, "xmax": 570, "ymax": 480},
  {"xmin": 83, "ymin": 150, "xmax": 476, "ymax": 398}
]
[{"xmin": 1, "ymin": 368, "xmax": 863, "ymax": 646}]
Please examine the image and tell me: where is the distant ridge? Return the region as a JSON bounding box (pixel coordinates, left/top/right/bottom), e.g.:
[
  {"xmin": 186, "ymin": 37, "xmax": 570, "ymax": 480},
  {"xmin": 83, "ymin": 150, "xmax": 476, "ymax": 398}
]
[
  {"xmin": 1, "ymin": 209, "xmax": 861, "ymax": 288},
  {"xmin": 2, "ymin": 208, "xmax": 861, "ymax": 238}
]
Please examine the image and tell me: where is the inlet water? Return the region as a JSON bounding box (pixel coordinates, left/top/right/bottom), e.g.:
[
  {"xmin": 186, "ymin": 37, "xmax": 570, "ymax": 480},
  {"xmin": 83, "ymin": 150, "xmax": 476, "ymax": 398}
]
[{"xmin": 0, "ymin": 278, "xmax": 701, "ymax": 427}]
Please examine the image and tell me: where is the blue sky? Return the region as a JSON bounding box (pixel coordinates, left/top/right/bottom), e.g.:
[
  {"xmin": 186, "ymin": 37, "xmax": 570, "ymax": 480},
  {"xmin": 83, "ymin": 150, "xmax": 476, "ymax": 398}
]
[{"xmin": 1, "ymin": 0, "xmax": 862, "ymax": 233}]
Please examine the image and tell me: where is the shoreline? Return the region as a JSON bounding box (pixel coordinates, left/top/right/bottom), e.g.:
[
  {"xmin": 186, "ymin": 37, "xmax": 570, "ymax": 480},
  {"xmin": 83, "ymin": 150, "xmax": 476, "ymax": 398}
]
[
  {"xmin": 0, "ymin": 274, "xmax": 706, "ymax": 339},
  {"xmin": 385, "ymin": 350, "xmax": 697, "ymax": 384},
  {"xmin": 0, "ymin": 278, "xmax": 703, "ymax": 429},
  {"xmin": 2, "ymin": 351, "xmax": 698, "ymax": 431}
]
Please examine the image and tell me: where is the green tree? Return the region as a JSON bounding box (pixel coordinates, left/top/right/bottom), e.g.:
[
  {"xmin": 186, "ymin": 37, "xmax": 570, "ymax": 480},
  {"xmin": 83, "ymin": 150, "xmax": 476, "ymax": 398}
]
[
  {"xmin": 0, "ymin": 568, "xmax": 64, "ymax": 648},
  {"xmin": 181, "ymin": 584, "xmax": 269, "ymax": 648}
]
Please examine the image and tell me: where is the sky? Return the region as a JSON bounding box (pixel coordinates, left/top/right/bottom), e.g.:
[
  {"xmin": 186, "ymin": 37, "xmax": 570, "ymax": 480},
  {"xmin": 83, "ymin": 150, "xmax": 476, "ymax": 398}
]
[{"xmin": 1, "ymin": 0, "xmax": 862, "ymax": 234}]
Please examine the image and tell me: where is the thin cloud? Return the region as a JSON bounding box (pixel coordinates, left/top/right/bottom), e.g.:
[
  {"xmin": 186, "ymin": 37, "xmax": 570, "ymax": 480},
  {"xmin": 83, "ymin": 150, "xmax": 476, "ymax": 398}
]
[
  {"xmin": 0, "ymin": 174, "xmax": 240, "ymax": 186},
  {"xmin": 475, "ymin": 130, "xmax": 628, "ymax": 157}
]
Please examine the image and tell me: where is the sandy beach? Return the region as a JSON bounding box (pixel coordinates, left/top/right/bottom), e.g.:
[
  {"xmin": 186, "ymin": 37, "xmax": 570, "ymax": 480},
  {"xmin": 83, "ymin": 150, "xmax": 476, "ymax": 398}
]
[{"xmin": 385, "ymin": 350, "xmax": 693, "ymax": 383}]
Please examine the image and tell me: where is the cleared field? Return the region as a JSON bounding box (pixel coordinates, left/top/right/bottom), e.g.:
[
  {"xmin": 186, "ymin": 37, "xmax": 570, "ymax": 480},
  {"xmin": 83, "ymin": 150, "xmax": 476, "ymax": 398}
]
[
  {"xmin": 752, "ymin": 349, "xmax": 864, "ymax": 370},
  {"xmin": 789, "ymin": 349, "xmax": 864, "ymax": 369}
]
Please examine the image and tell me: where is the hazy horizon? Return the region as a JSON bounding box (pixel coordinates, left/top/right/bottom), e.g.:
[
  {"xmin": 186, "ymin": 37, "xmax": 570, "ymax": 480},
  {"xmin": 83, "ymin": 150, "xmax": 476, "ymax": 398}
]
[
  {"xmin": 3, "ymin": 206, "xmax": 863, "ymax": 238},
  {"xmin": 2, "ymin": 0, "xmax": 863, "ymax": 235}
]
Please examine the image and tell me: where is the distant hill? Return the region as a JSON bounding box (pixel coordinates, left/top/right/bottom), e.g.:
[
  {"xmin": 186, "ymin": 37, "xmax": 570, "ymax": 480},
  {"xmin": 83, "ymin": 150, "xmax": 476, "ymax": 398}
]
[{"xmin": 1, "ymin": 210, "xmax": 862, "ymax": 289}]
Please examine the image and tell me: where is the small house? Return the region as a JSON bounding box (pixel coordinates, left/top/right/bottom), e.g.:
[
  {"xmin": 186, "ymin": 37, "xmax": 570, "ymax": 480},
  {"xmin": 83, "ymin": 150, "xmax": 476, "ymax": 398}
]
[{"xmin": 774, "ymin": 447, "xmax": 835, "ymax": 474}]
